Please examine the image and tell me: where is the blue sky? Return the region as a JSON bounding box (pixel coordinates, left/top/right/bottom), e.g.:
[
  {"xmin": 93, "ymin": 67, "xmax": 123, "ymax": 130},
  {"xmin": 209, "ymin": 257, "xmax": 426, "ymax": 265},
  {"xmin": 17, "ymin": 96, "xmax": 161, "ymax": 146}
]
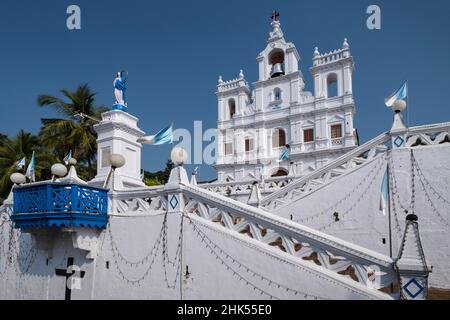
[{"xmin": 1, "ymin": 0, "xmax": 450, "ymax": 180}]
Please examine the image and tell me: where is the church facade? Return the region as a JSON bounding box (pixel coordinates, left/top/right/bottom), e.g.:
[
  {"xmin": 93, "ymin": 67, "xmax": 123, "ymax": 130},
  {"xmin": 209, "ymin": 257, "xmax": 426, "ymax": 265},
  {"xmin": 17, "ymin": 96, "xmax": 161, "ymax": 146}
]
[
  {"xmin": 2, "ymin": 13, "xmax": 450, "ymax": 301},
  {"xmin": 215, "ymin": 17, "xmax": 358, "ymax": 182}
]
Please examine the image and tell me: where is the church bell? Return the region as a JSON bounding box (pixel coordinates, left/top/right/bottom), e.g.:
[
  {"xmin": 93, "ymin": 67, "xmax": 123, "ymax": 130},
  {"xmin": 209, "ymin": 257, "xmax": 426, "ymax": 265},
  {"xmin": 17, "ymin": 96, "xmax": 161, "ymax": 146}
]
[{"xmin": 271, "ymin": 63, "xmax": 284, "ymax": 78}]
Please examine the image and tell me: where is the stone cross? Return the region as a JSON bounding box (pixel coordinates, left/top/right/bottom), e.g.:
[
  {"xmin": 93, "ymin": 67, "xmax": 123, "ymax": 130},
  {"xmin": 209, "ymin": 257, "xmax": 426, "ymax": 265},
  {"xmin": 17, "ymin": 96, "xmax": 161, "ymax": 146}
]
[
  {"xmin": 271, "ymin": 10, "xmax": 280, "ymax": 21},
  {"xmin": 55, "ymin": 257, "xmax": 86, "ymax": 301}
]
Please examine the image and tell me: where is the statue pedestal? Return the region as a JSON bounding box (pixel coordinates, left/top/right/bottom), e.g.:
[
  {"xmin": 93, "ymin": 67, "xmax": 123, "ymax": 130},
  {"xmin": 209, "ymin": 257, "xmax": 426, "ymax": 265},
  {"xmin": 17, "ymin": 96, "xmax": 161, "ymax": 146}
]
[
  {"xmin": 112, "ymin": 104, "xmax": 128, "ymax": 112},
  {"xmin": 89, "ymin": 110, "xmax": 146, "ymax": 188}
]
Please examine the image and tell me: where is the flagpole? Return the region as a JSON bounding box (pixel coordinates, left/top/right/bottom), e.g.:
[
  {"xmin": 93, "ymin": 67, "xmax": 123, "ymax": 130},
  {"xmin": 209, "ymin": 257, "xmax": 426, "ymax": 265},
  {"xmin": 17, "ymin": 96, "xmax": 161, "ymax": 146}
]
[
  {"xmin": 387, "ymin": 152, "xmax": 393, "ymax": 259},
  {"xmin": 405, "ymin": 80, "xmax": 409, "ymax": 127}
]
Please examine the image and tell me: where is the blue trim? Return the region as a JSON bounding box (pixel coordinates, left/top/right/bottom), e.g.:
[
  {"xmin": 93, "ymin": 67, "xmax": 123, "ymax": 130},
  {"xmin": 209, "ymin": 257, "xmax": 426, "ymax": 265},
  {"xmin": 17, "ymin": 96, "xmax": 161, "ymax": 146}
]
[
  {"xmin": 112, "ymin": 104, "xmax": 128, "ymax": 112},
  {"xmin": 12, "ymin": 213, "xmax": 108, "ymax": 229},
  {"xmin": 170, "ymin": 195, "xmax": 179, "ymax": 210},
  {"xmin": 12, "ymin": 183, "xmax": 109, "ymax": 229},
  {"xmin": 403, "ymin": 278, "xmax": 424, "ymax": 299},
  {"xmin": 394, "ymin": 136, "xmax": 405, "ymax": 148}
]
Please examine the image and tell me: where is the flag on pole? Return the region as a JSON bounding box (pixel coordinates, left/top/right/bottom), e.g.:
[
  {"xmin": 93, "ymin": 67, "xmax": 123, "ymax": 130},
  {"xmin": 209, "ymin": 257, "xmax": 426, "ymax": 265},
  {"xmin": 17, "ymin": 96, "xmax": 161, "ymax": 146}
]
[
  {"xmin": 278, "ymin": 145, "xmax": 290, "ymax": 162},
  {"xmin": 379, "ymin": 167, "xmax": 389, "ymax": 216},
  {"xmin": 137, "ymin": 124, "xmax": 173, "ymax": 145},
  {"xmin": 385, "ymin": 81, "xmax": 408, "ymax": 107},
  {"xmin": 63, "ymin": 150, "xmax": 72, "ymax": 165},
  {"xmin": 16, "ymin": 157, "xmax": 26, "ymax": 170},
  {"xmin": 26, "ymin": 151, "xmax": 36, "ymax": 182}
]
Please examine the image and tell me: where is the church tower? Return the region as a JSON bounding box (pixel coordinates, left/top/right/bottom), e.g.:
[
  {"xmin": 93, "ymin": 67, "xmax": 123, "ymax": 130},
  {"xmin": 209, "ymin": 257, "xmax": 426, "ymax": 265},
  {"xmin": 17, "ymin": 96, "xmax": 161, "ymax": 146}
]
[{"xmin": 215, "ymin": 13, "xmax": 358, "ymax": 182}]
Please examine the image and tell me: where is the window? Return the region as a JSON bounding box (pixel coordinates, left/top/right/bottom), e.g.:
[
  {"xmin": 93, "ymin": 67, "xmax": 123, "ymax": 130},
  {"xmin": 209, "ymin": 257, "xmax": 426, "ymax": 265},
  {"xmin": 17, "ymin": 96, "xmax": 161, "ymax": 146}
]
[
  {"xmin": 303, "ymin": 128, "xmax": 314, "ymax": 143},
  {"xmin": 327, "ymin": 73, "xmax": 338, "ymax": 98},
  {"xmin": 272, "ymin": 129, "xmax": 286, "ymax": 148},
  {"xmin": 224, "ymin": 142, "xmax": 233, "ymax": 155},
  {"xmin": 331, "ymin": 124, "xmax": 342, "ymax": 139},
  {"xmin": 228, "ymin": 99, "xmax": 236, "ymax": 119},
  {"xmin": 274, "ymin": 88, "xmax": 282, "ymax": 101},
  {"xmin": 245, "ymin": 138, "xmax": 254, "ymax": 152}
]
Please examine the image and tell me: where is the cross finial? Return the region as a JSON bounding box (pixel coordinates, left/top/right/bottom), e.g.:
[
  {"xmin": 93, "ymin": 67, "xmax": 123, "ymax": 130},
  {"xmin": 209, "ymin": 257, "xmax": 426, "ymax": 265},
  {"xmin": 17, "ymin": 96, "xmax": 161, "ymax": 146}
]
[{"xmin": 271, "ymin": 10, "xmax": 279, "ymax": 21}]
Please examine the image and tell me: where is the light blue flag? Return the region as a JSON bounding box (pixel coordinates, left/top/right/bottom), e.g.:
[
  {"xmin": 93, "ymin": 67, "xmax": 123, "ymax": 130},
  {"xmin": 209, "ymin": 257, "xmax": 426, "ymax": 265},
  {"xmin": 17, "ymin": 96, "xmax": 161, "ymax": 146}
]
[
  {"xmin": 138, "ymin": 124, "xmax": 173, "ymax": 145},
  {"xmin": 17, "ymin": 157, "xmax": 26, "ymax": 170},
  {"xmin": 385, "ymin": 81, "xmax": 408, "ymax": 107},
  {"xmin": 63, "ymin": 150, "xmax": 72, "ymax": 165},
  {"xmin": 26, "ymin": 151, "xmax": 36, "ymax": 182},
  {"xmin": 379, "ymin": 168, "xmax": 389, "ymax": 216},
  {"xmin": 278, "ymin": 146, "xmax": 290, "ymax": 162}
]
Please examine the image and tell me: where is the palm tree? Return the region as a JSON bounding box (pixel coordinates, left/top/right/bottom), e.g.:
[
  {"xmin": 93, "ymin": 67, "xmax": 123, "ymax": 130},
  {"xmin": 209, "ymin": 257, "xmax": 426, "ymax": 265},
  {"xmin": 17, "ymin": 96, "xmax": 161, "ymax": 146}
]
[
  {"xmin": 0, "ymin": 130, "xmax": 55, "ymax": 202},
  {"xmin": 37, "ymin": 84, "xmax": 109, "ymax": 179}
]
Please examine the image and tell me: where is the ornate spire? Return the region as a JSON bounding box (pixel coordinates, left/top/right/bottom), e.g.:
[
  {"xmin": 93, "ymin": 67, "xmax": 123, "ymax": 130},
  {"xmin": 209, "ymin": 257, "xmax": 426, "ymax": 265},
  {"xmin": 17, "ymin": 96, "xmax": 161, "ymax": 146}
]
[
  {"xmin": 247, "ymin": 182, "xmax": 262, "ymax": 207},
  {"xmin": 269, "ymin": 11, "xmax": 283, "ymax": 42},
  {"xmin": 396, "ymin": 214, "xmax": 430, "ymax": 300},
  {"xmin": 342, "ymin": 38, "xmax": 349, "ymax": 50},
  {"xmin": 313, "ymin": 46, "xmax": 320, "ymax": 58},
  {"xmin": 190, "ymin": 172, "xmax": 198, "ymax": 185}
]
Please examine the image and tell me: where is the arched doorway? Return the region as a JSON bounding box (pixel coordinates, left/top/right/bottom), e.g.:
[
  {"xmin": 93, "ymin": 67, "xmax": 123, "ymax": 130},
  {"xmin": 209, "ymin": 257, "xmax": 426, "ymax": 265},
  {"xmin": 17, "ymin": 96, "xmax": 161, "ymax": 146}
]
[{"xmin": 271, "ymin": 169, "xmax": 288, "ymax": 177}]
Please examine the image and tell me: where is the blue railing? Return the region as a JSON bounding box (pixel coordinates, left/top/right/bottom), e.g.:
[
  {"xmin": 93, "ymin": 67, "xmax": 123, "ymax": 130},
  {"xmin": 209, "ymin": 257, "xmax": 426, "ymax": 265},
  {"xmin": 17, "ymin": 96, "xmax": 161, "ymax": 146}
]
[{"xmin": 12, "ymin": 183, "xmax": 109, "ymax": 229}]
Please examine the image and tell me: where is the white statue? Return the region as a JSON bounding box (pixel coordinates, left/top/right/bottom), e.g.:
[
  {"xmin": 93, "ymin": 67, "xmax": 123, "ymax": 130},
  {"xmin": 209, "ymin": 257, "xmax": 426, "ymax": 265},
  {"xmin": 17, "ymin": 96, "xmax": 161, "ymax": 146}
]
[{"xmin": 113, "ymin": 71, "xmax": 128, "ymax": 110}]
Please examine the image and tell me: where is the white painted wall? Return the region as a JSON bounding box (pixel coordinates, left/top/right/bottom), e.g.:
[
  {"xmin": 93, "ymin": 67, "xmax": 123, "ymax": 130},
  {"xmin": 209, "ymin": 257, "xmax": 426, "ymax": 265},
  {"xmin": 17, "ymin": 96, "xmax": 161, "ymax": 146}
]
[
  {"xmin": 0, "ymin": 211, "xmax": 384, "ymax": 300},
  {"xmin": 271, "ymin": 145, "xmax": 450, "ymax": 289}
]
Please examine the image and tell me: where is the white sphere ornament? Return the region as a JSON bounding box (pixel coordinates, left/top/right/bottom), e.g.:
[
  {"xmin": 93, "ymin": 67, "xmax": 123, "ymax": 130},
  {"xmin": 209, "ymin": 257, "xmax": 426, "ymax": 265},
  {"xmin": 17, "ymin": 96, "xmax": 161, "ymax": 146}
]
[
  {"xmin": 10, "ymin": 172, "xmax": 26, "ymax": 185},
  {"xmin": 171, "ymin": 147, "xmax": 188, "ymax": 166},
  {"xmin": 110, "ymin": 154, "xmax": 126, "ymax": 168},
  {"xmin": 51, "ymin": 163, "xmax": 68, "ymax": 177},
  {"xmin": 68, "ymin": 158, "xmax": 77, "ymax": 165},
  {"xmin": 391, "ymin": 99, "xmax": 407, "ymax": 113}
]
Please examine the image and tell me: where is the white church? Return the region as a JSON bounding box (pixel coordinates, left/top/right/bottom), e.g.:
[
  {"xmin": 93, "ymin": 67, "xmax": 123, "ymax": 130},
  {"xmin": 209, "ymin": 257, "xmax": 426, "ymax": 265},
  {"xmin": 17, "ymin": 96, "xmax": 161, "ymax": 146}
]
[
  {"xmin": 0, "ymin": 14, "xmax": 449, "ymax": 300},
  {"xmin": 216, "ymin": 15, "xmax": 357, "ymax": 182}
]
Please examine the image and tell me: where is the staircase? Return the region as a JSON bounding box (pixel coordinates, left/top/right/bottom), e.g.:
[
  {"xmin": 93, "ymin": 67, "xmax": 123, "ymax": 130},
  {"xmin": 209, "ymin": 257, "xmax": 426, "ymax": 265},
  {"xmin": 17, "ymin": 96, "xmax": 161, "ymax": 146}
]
[
  {"xmin": 260, "ymin": 122, "xmax": 450, "ymax": 210},
  {"xmin": 179, "ymin": 182, "xmax": 400, "ymax": 299}
]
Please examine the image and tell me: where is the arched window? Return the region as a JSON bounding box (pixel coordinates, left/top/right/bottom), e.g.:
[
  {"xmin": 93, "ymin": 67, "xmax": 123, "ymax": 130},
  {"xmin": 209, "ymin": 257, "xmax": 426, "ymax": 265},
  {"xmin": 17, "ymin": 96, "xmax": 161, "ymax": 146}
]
[
  {"xmin": 271, "ymin": 169, "xmax": 288, "ymax": 177},
  {"xmin": 228, "ymin": 99, "xmax": 236, "ymax": 119},
  {"xmin": 327, "ymin": 73, "xmax": 338, "ymax": 98},
  {"xmin": 269, "ymin": 49, "xmax": 285, "ymax": 78},
  {"xmin": 272, "ymin": 128, "xmax": 286, "ymax": 148},
  {"xmin": 274, "ymin": 88, "xmax": 282, "ymax": 101}
]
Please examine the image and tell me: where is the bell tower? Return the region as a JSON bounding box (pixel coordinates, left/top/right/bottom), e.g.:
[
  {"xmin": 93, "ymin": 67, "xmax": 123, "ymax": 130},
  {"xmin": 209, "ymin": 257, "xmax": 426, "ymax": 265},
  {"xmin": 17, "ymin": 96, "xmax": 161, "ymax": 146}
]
[
  {"xmin": 256, "ymin": 12, "xmax": 301, "ymax": 82},
  {"xmin": 310, "ymin": 38, "xmax": 354, "ymax": 99},
  {"xmin": 214, "ymin": 13, "xmax": 358, "ymax": 183}
]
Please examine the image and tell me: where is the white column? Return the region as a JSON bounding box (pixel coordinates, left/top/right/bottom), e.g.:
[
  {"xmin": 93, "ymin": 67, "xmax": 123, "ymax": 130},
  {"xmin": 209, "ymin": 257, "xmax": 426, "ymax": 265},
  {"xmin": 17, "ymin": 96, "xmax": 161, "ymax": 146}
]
[
  {"xmin": 343, "ymin": 65, "xmax": 352, "ymax": 94},
  {"xmin": 313, "ymin": 73, "xmax": 321, "ymax": 98},
  {"xmin": 257, "ymin": 56, "xmax": 265, "ymax": 81},
  {"xmin": 90, "ymin": 110, "xmax": 145, "ymax": 188}
]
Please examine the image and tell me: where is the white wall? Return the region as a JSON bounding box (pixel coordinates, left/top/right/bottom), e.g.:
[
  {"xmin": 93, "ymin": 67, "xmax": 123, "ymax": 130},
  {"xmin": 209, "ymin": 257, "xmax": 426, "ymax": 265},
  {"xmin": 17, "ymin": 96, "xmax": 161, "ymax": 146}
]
[
  {"xmin": 271, "ymin": 145, "xmax": 450, "ymax": 289},
  {"xmin": 0, "ymin": 210, "xmax": 385, "ymax": 299}
]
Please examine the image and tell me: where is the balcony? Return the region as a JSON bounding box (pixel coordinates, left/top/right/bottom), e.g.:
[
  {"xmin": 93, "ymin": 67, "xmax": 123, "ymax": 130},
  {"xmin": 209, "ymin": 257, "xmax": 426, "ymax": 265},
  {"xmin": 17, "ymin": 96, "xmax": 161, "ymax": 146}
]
[
  {"xmin": 12, "ymin": 183, "xmax": 109, "ymax": 229},
  {"xmin": 331, "ymin": 138, "xmax": 344, "ymax": 147}
]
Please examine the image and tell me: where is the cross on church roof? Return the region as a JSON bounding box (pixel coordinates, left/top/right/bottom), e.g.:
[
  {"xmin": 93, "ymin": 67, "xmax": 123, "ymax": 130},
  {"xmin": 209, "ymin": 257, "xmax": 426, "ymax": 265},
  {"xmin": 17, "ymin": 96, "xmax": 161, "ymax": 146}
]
[{"xmin": 271, "ymin": 10, "xmax": 280, "ymax": 21}]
